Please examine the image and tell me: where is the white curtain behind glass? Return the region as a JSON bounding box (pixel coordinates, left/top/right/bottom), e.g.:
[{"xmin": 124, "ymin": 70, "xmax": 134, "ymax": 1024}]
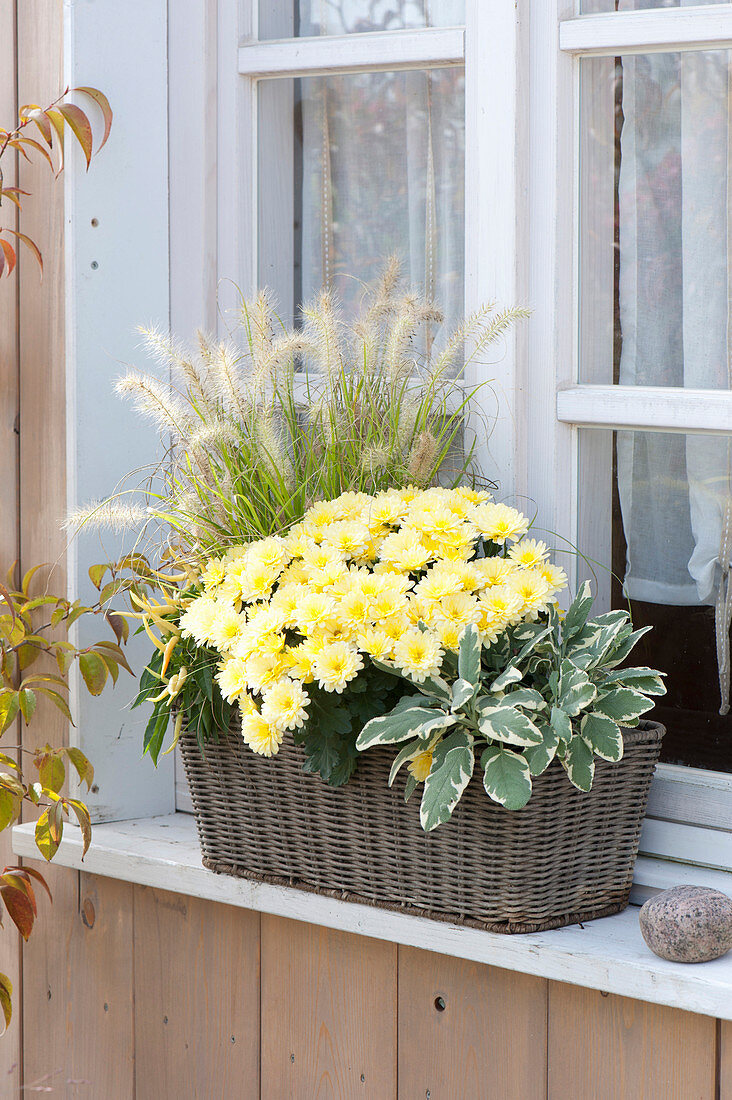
[
  {"xmin": 298, "ymin": 1, "xmax": 465, "ymax": 333},
  {"xmin": 617, "ymin": 0, "xmax": 732, "ymax": 709}
]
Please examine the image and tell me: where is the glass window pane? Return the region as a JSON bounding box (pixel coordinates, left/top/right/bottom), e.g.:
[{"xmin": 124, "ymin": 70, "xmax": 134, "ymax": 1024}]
[
  {"xmin": 259, "ymin": 1, "xmax": 465, "ymax": 39},
  {"xmin": 579, "ymin": 49, "xmax": 732, "ymax": 387},
  {"xmin": 578, "ymin": 428, "xmax": 732, "ymax": 773},
  {"xmin": 581, "ymin": 1, "xmax": 729, "ymax": 13},
  {"xmin": 258, "ymin": 69, "xmax": 465, "ymax": 328}
]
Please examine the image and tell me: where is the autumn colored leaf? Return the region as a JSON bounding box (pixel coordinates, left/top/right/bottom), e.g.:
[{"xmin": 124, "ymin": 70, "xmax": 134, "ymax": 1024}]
[
  {"xmin": 1, "ymin": 230, "xmax": 42, "ymax": 276},
  {"xmin": 56, "ymin": 104, "xmax": 92, "ymax": 169},
  {"xmin": 67, "ymin": 799, "xmax": 92, "ymax": 857},
  {"xmin": 106, "ymin": 611, "xmax": 129, "ymax": 645},
  {"xmin": 65, "ymin": 747, "xmax": 94, "ymax": 790},
  {"xmin": 0, "ymin": 973, "xmax": 12, "ymax": 1035},
  {"xmin": 75, "ymin": 86, "xmax": 113, "ymax": 150},
  {"xmin": 34, "ymin": 808, "xmax": 60, "ymax": 861},
  {"xmin": 78, "ymin": 651, "xmax": 107, "ymax": 696},
  {"xmin": 0, "ymin": 884, "xmax": 35, "ymax": 940},
  {"xmin": 38, "ymin": 752, "xmax": 65, "ymax": 794}
]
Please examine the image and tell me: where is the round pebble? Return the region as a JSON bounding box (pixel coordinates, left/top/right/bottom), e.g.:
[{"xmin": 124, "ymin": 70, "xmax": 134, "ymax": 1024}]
[{"xmin": 639, "ymin": 885, "xmax": 732, "ymax": 963}]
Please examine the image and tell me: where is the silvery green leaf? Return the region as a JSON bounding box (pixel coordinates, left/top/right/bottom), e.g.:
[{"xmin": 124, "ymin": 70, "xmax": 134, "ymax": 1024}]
[
  {"xmin": 514, "ymin": 625, "xmax": 553, "ymax": 665},
  {"xmin": 580, "ymin": 712, "xmax": 623, "ymax": 762},
  {"xmin": 558, "ymin": 659, "xmax": 597, "ymax": 716},
  {"xmin": 501, "ymin": 687, "xmax": 546, "ymax": 712},
  {"xmin": 404, "ymin": 774, "xmax": 417, "ymax": 802},
  {"xmin": 561, "ymin": 580, "xmax": 594, "ymax": 641},
  {"xmin": 524, "ymin": 726, "xmax": 559, "ymax": 776},
  {"xmin": 482, "ymin": 746, "xmax": 532, "ymax": 809},
  {"xmin": 391, "ymin": 693, "xmax": 441, "ymax": 714},
  {"xmin": 458, "ymin": 623, "xmax": 481, "ymax": 688},
  {"xmin": 594, "ymin": 687, "xmax": 654, "ymax": 724},
  {"xmin": 356, "ymin": 706, "xmax": 444, "ymax": 750},
  {"xmin": 388, "ymin": 738, "xmax": 423, "ymax": 787},
  {"xmin": 564, "ymin": 734, "xmax": 595, "ymax": 791},
  {"xmin": 451, "ymin": 678, "xmax": 477, "ymax": 711},
  {"xmin": 419, "ymin": 732, "xmax": 474, "ymax": 831},
  {"xmin": 601, "ymin": 625, "xmax": 652, "ymax": 668},
  {"xmin": 369, "ymin": 659, "xmax": 451, "ymax": 701},
  {"xmin": 478, "ymin": 705, "xmax": 544, "ymax": 747},
  {"xmin": 491, "ymin": 666, "xmax": 523, "ymax": 692},
  {"xmin": 550, "ymin": 705, "xmax": 572, "ymax": 743},
  {"xmin": 418, "ymin": 713, "xmax": 458, "ymax": 740},
  {"xmin": 601, "ymin": 667, "xmax": 666, "ymax": 697}
]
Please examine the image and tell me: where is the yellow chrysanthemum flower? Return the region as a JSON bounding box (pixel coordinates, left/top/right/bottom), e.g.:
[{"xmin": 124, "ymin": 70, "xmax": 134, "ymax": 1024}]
[
  {"xmin": 509, "ymin": 570, "xmax": 552, "ymax": 616},
  {"xmin": 295, "ymin": 591, "xmax": 336, "ymax": 635},
  {"xmin": 261, "ymin": 678, "xmax": 310, "ymax": 731},
  {"xmin": 408, "ymin": 750, "xmax": 434, "ymax": 782},
  {"xmin": 208, "ymin": 604, "xmax": 246, "ymax": 652},
  {"xmin": 393, "ymin": 628, "xmax": 443, "ymax": 683},
  {"xmin": 312, "ymin": 641, "xmax": 364, "ymax": 693},
  {"xmin": 357, "ymin": 627, "xmax": 394, "ymax": 661},
  {"xmin": 179, "ymin": 596, "xmax": 219, "ymax": 646},
  {"xmin": 217, "ymin": 656, "xmax": 251, "ymax": 703},
  {"xmin": 201, "ymin": 557, "xmax": 226, "ymax": 592},
  {"xmin": 508, "ymin": 538, "xmax": 549, "ymax": 570},
  {"xmin": 473, "ymin": 503, "xmax": 529, "ymax": 545},
  {"xmin": 240, "ymin": 711, "xmax": 283, "ymax": 757}
]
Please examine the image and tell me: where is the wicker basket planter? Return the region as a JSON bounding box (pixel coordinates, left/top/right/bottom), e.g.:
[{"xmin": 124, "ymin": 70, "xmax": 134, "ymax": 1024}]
[{"xmin": 179, "ymin": 718, "xmax": 665, "ymax": 934}]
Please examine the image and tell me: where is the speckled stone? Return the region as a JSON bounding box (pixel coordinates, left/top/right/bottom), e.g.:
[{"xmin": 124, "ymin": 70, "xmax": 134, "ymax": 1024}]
[{"xmin": 639, "ymin": 886, "xmax": 732, "ymax": 964}]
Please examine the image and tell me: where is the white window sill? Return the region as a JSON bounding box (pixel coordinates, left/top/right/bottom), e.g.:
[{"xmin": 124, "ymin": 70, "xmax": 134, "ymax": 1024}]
[{"xmin": 11, "ymin": 814, "xmax": 732, "ymax": 1022}]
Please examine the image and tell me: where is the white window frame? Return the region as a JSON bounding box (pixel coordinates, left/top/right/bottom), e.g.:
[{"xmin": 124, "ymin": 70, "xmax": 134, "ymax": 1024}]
[{"xmin": 539, "ymin": 2, "xmax": 732, "ymax": 858}]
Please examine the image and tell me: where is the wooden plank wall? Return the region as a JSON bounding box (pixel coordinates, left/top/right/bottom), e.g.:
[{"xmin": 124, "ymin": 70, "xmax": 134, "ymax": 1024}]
[{"xmin": 1, "ymin": 4, "xmax": 731, "ymax": 1098}]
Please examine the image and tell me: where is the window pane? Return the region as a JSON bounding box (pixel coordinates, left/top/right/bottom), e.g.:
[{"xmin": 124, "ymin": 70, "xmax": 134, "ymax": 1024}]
[
  {"xmin": 259, "ymin": 1, "xmax": 465, "ymax": 39},
  {"xmin": 258, "ymin": 69, "xmax": 465, "ymax": 327},
  {"xmin": 581, "ymin": 1, "xmax": 729, "ymax": 13},
  {"xmin": 578, "ymin": 428, "xmax": 732, "ymax": 773},
  {"xmin": 579, "ymin": 49, "xmax": 732, "ymax": 387}
]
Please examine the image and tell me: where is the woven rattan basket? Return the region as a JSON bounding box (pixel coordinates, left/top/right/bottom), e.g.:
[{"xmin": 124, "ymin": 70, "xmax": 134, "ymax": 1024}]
[{"xmin": 179, "ymin": 718, "xmax": 664, "ymax": 933}]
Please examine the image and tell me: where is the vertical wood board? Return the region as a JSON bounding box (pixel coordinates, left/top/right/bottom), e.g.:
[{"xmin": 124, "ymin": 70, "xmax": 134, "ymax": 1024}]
[
  {"xmin": 0, "ymin": 3, "xmax": 22, "ymax": 1090},
  {"xmin": 261, "ymin": 914, "xmax": 397, "ymax": 1099},
  {"xmin": 398, "ymin": 945, "xmax": 548, "ymax": 1100},
  {"xmin": 721, "ymin": 1020, "xmax": 732, "ymax": 1100},
  {"xmin": 547, "ymin": 979, "xmax": 717, "ymax": 1100},
  {"xmin": 21, "ymin": 865, "xmax": 134, "ymax": 1098},
  {"xmin": 133, "ymin": 885, "xmax": 261, "ymax": 1099}
]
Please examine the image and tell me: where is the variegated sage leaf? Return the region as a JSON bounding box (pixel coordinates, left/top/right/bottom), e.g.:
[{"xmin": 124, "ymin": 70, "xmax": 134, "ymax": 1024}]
[
  {"xmin": 600, "ymin": 667, "xmax": 666, "ymax": 696},
  {"xmin": 478, "ymin": 704, "xmax": 543, "ymax": 747},
  {"xmin": 451, "ymin": 678, "xmax": 476, "ymax": 711},
  {"xmin": 420, "ymin": 732, "xmax": 474, "ymax": 832},
  {"xmin": 356, "ymin": 706, "xmax": 444, "ymax": 750},
  {"xmin": 593, "ymin": 687, "xmax": 655, "ymax": 724},
  {"xmin": 482, "ymin": 746, "xmax": 532, "ymax": 810},
  {"xmin": 490, "ymin": 666, "xmax": 523, "ymax": 693},
  {"xmin": 524, "ymin": 725, "xmax": 560, "ymax": 776},
  {"xmin": 558, "ymin": 659, "xmax": 596, "ymax": 716},
  {"xmin": 561, "ymin": 580, "xmax": 594, "ymax": 640},
  {"xmin": 580, "ymin": 713, "xmax": 624, "ymax": 762},
  {"xmin": 458, "ymin": 623, "xmax": 481, "ymax": 687},
  {"xmin": 564, "ymin": 734, "xmax": 595, "ymax": 791}
]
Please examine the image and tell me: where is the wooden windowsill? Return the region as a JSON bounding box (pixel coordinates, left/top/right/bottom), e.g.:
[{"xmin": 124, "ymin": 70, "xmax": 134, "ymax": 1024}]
[{"xmin": 11, "ymin": 813, "xmax": 732, "ymax": 1021}]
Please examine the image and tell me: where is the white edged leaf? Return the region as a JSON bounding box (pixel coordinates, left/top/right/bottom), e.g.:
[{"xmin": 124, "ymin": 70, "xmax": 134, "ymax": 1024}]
[
  {"xmin": 594, "ymin": 687, "xmax": 656, "ymax": 723},
  {"xmin": 561, "ymin": 580, "xmax": 594, "ymax": 640},
  {"xmin": 419, "ymin": 732, "xmax": 474, "ymax": 831},
  {"xmin": 458, "ymin": 623, "xmax": 481, "ymax": 687},
  {"xmin": 501, "ymin": 687, "xmax": 546, "ymax": 712},
  {"xmin": 550, "ymin": 705, "xmax": 572, "ymax": 743},
  {"xmin": 580, "ymin": 712, "xmax": 623, "ymax": 762},
  {"xmin": 490, "ymin": 666, "xmax": 522, "ymax": 692},
  {"xmin": 356, "ymin": 706, "xmax": 445, "ymax": 750},
  {"xmin": 524, "ymin": 727, "xmax": 559, "ymax": 776},
  {"xmin": 564, "ymin": 734, "xmax": 595, "ymax": 791},
  {"xmin": 558, "ymin": 659, "xmax": 596, "ymax": 716},
  {"xmin": 477, "ymin": 704, "xmax": 543, "ymax": 747},
  {"xmin": 452, "ymin": 678, "xmax": 477, "ymax": 711},
  {"xmin": 388, "ymin": 738, "xmax": 423, "ymax": 787},
  {"xmin": 481, "ymin": 746, "xmax": 532, "ymax": 810},
  {"xmin": 601, "ymin": 667, "xmax": 666, "ymax": 696}
]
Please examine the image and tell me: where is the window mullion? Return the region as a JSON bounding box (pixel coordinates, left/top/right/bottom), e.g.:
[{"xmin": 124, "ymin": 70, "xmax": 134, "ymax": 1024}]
[
  {"xmin": 557, "ymin": 385, "xmax": 732, "ymax": 434},
  {"xmin": 561, "ymin": 6, "xmax": 732, "ymax": 56},
  {"xmin": 238, "ymin": 26, "xmax": 465, "ymax": 79}
]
